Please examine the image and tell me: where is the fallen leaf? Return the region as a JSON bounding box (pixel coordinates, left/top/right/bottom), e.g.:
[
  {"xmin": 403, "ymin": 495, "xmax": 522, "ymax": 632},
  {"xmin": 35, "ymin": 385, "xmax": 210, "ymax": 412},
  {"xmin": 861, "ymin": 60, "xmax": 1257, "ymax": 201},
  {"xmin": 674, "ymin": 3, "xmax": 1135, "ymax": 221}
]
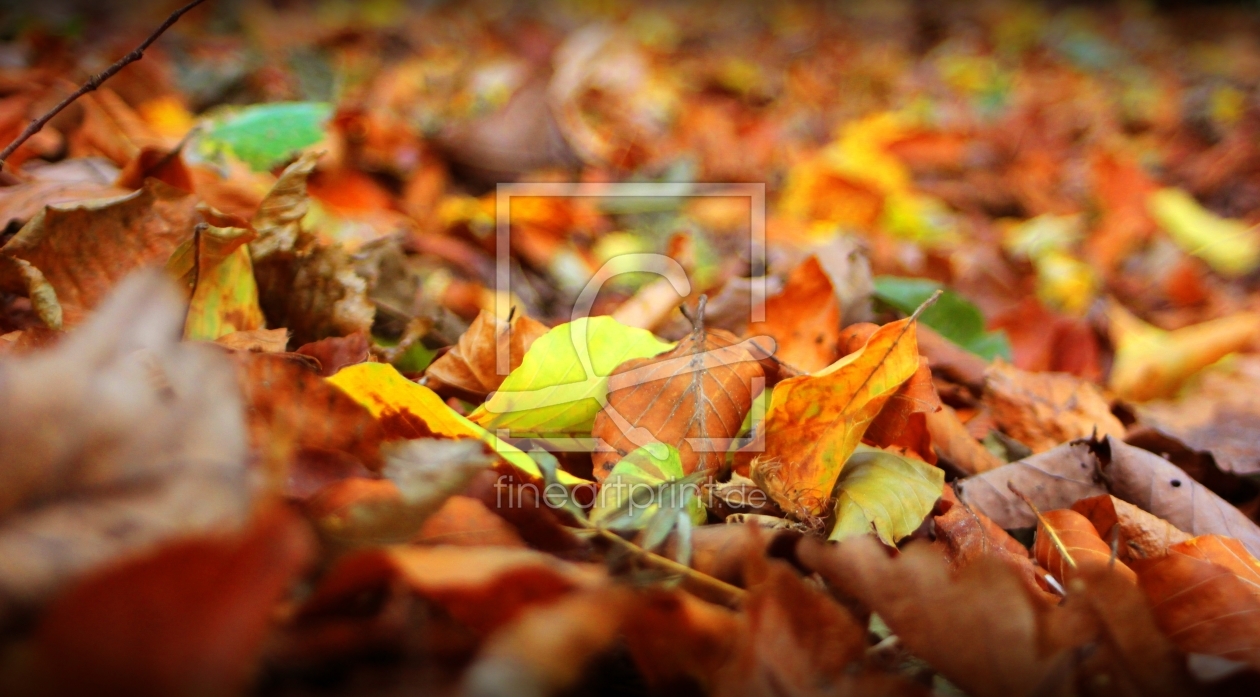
[
  {"xmin": 953, "ymin": 437, "xmax": 1107, "ymax": 530},
  {"xmin": 745, "ymin": 256, "xmax": 841, "ymax": 372},
  {"xmin": 193, "ymin": 102, "xmax": 332, "ymax": 172},
  {"xmin": 828, "ymin": 445, "xmax": 944, "ymax": 545},
  {"xmin": 593, "ymin": 303, "xmax": 764, "ymax": 480},
  {"xmin": 874, "ymin": 276, "xmax": 1011, "ymax": 360},
  {"xmin": 0, "ymin": 178, "xmax": 199, "ymax": 328},
  {"xmin": 425, "ymin": 309, "xmax": 548, "ymax": 399},
  {"xmin": 1167, "ymin": 535, "xmax": 1260, "ymax": 598},
  {"xmin": 414, "ymin": 495, "xmax": 526, "ymax": 548},
  {"xmin": 470, "ymin": 316, "xmax": 674, "ymax": 439},
  {"xmin": 1071, "ymin": 494, "xmax": 1191, "ymax": 563},
  {"xmin": 0, "ymin": 177, "xmax": 128, "ymax": 230},
  {"xmin": 591, "ymin": 443, "xmax": 707, "ymax": 536},
  {"xmin": 176, "ymin": 222, "xmax": 266, "ymax": 341},
  {"xmin": 0, "ymin": 271, "xmax": 252, "ymax": 618},
  {"xmin": 1031, "ymin": 508, "xmax": 1137, "ymax": 585},
  {"xmin": 925, "ymin": 404, "xmax": 1004, "ymax": 475},
  {"xmin": 1147, "ymin": 187, "xmax": 1260, "ymax": 277},
  {"xmin": 982, "ymin": 359, "xmax": 1125, "ymax": 453},
  {"xmin": 249, "ymin": 152, "xmax": 376, "ymax": 346},
  {"xmin": 749, "ymin": 316, "xmax": 922, "ymax": 520},
  {"xmin": 1134, "ymin": 551, "xmax": 1260, "ymax": 669},
  {"xmin": 1106, "ymin": 300, "xmax": 1260, "ymax": 401},
  {"xmin": 294, "ymin": 331, "xmax": 370, "ymax": 377},
  {"xmin": 328, "ymin": 361, "xmax": 551, "ymax": 480},
  {"xmin": 1098, "ymin": 436, "xmax": 1260, "ymax": 559},
  {"xmin": 31, "ymin": 505, "xmax": 313, "ymax": 697}
]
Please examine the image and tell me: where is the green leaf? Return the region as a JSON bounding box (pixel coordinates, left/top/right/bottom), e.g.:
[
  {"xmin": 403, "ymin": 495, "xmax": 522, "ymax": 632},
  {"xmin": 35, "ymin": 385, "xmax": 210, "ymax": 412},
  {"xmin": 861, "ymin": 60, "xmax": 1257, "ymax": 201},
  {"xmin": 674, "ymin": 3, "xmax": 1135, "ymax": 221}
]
[
  {"xmin": 873, "ymin": 276, "xmax": 1011, "ymax": 360},
  {"xmin": 469, "ymin": 316, "xmax": 673, "ymax": 436},
  {"xmin": 194, "ymin": 102, "xmax": 331, "ymax": 172},
  {"xmin": 1148, "ymin": 187, "xmax": 1260, "ymax": 278},
  {"xmin": 828, "ymin": 445, "xmax": 945, "ymax": 545},
  {"xmin": 591, "ymin": 444, "xmax": 706, "ymax": 535}
]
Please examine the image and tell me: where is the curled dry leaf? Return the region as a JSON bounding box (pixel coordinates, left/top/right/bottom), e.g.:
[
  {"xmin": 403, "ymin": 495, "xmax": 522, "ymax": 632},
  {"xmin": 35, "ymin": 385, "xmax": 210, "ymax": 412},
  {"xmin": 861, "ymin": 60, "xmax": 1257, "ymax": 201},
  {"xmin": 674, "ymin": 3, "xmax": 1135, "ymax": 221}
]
[
  {"xmin": 744, "ymin": 255, "xmax": 841, "ymax": 373},
  {"xmin": 1071, "ymin": 494, "xmax": 1191, "ymax": 563},
  {"xmin": 982, "ymin": 359, "xmax": 1125, "ymax": 453},
  {"xmin": 1134, "ymin": 551, "xmax": 1260, "ymax": 670},
  {"xmin": 31, "ymin": 505, "xmax": 313, "ymax": 697},
  {"xmin": 0, "ymin": 271, "xmax": 252, "ymax": 619},
  {"xmin": 249, "ymin": 151, "xmax": 376, "ymax": 346},
  {"xmin": 1031, "ymin": 508, "xmax": 1137, "ymax": 586},
  {"xmin": 0, "ymin": 178, "xmax": 199, "ymax": 328},
  {"xmin": 214, "ymin": 327, "xmax": 289, "ymax": 353},
  {"xmin": 954, "ymin": 440, "xmax": 1106, "ymax": 529},
  {"xmin": 174, "ymin": 221, "xmax": 266, "ymax": 341},
  {"xmin": 424, "ymin": 309, "xmax": 548, "ymax": 399},
  {"xmin": 748, "ymin": 316, "xmax": 921, "ymax": 519},
  {"xmin": 0, "ymin": 177, "xmax": 128, "ymax": 230},
  {"xmin": 592, "ymin": 301, "xmax": 765, "ymax": 481}
]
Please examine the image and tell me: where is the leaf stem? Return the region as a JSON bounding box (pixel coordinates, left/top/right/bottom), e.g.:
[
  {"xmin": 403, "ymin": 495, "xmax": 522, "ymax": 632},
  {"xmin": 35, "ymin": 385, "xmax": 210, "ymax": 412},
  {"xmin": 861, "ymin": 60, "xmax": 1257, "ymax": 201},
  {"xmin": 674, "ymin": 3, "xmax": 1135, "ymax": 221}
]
[
  {"xmin": 1007, "ymin": 483, "xmax": 1077, "ymax": 569},
  {"xmin": 591, "ymin": 527, "xmax": 747, "ymax": 605}
]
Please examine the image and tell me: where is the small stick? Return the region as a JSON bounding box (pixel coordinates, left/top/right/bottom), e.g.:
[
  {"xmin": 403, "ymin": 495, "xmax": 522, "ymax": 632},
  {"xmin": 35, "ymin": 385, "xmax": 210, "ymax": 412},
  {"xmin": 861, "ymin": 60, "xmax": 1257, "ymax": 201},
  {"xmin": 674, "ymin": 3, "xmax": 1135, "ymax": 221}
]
[
  {"xmin": 594, "ymin": 527, "xmax": 747, "ymax": 605},
  {"xmin": 0, "ymin": 0, "xmax": 211, "ymax": 168}
]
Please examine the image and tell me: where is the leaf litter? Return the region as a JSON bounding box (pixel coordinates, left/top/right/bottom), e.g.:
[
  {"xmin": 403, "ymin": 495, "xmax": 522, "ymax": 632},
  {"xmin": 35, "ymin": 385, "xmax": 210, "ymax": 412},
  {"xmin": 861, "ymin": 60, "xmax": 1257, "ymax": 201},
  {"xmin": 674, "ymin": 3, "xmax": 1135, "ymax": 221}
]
[{"xmin": 7, "ymin": 1, "xmax": 1260, "ymax": 695}]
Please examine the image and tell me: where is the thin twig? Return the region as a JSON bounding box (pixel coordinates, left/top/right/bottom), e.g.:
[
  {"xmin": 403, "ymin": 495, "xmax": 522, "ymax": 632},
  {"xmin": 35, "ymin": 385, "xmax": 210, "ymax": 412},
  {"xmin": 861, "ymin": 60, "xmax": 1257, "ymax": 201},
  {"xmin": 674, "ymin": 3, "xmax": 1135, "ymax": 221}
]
[
  {"xmin": 0, "ymin": 0, "xmax": 211, "ymax": 168},
  {"xmin": 593, "ymin": 527, "xmax": 748, "ymax": 605}
]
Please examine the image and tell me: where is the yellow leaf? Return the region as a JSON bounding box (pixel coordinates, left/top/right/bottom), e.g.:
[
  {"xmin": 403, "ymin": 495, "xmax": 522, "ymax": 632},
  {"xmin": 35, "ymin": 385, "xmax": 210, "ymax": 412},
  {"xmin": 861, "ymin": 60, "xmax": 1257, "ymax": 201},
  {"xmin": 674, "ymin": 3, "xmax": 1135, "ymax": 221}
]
[
  {"xmin": 828, "ymin": 445, "xmax": 945, "ymax": 546},
  {"xmin": 172, "ymin": 224, "xmax": 265, "ymax": 341},
  {"xmin": 1107, "ymin": 300, "xmax": 1260, "ymax": 401},
  {"xmin": 1148, "ymin": 188, "xmax": 1260, "ymax": 278},
  {"xmin": 328, "ymin": 362, "xmax": 584, "ymax": 483},
  {"xmin": 751, "ymin": 316, "xmax": 921, "ymax": 520}
]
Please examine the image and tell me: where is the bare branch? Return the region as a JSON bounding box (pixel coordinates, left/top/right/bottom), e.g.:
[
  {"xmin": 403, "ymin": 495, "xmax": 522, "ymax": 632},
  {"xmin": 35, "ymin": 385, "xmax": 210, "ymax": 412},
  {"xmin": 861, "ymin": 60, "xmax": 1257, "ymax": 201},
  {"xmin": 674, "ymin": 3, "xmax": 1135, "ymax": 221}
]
[{"xmin": 0, "ymin": 0, "xmax": 211, "ymax": 168}]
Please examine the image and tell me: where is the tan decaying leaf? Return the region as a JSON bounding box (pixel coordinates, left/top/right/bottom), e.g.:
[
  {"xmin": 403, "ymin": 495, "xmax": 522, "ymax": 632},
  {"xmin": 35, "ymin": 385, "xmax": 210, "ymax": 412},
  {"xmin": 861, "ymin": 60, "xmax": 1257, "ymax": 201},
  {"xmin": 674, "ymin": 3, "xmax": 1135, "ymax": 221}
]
[
  {"xmin": 748, "ymin": 316, "xmax": 921, "ymax": 520},
  {"xmin": 1099, "ymin": 436, "xmax": 1260, "ymax": 559},
  {"xmin": 214, "ymin": 328, "xmax": 290, "ymax": 353},
  {"xmin": 0, "ymin": 270, "xmax": 252, "ymax": 618},
  {"xmin": 744, "ymin": 255, "xmax": 841, "ymax": 373},
  {"xmin": 954, "ymin": 440, "xmax": 1106, "ymax": 529},
  {"xmin": 0, "ymin": 177, "xmax": 129, "ymax": 230},
  {"xmin": 0, "ymin": 178, "xmax": 199, "ymax": 328},
  {"xmin": 249, "ymin": 152, "xmax": 376, "ymax": 346},
  {"xmin": 983, "ymin": 359, "xmax": 1125, "ymax": 453},
  {"xmin": 1072, "ymin": 494, "xmax": 1191, "ymax": 563},
  {"xmin": 425, "ymin": 309, "xmax": 548, "ymax": 398},
  {"xmin": 592, "ymin": 301, "xmax": 765, "ymax": 481}
]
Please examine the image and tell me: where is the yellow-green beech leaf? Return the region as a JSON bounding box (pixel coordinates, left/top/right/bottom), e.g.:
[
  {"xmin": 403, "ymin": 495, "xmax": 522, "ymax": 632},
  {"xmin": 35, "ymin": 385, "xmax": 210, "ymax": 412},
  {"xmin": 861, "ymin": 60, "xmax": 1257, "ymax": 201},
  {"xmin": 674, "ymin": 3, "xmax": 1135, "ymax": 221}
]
[
  {"xmin": 1148, "ymin": 187, "xmax": 1260, "ymax": 278},
  {"xmin": 828, "ymin": 445, "xmax": 945, "ymax": 545},
  {"xmin": 469, "ymin": 316, "xmax": 673, "ymax": 436},
  {"xmin": 327, "ymin": 362, "xmax": 584, "ymax": 482},
  {"xmin": 591, "ymin": 443, "xmax": 705, "ymax": 528},
  {"xmin": 173, "ymin": 224, "xmax": 265, "ymax": 341}
]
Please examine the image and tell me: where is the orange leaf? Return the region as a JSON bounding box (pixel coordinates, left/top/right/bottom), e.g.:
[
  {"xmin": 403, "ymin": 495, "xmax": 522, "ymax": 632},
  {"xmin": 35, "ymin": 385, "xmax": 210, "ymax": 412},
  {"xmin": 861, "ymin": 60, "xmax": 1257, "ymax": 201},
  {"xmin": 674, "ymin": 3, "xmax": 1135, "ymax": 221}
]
[
  {"xmin": 1033, "ymin": 508, "xmax": 1136, "ymax": 585},
  {"xmin": 745, "ymin": 256, "xmax": 841, "ymax": 373},
  {"xmin": 1168, "ymin": 535, "xmax": 1260, "ymax": 599}
]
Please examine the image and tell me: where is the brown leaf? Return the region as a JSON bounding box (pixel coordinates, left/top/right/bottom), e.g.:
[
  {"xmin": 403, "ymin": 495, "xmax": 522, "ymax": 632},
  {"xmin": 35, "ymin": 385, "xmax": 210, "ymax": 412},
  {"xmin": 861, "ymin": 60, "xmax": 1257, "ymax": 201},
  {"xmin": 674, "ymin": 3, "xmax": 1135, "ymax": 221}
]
[
  {"xmin": 0, "ymin": 271, "xmax": 252, "ymax": 619},
  {"xmin": 298, "ymin": 546, "xmax": 603, "ymax": 636},
  {"xmin": 926, "ymin": 404, "xmax": 1004, "ymax": 475},
  {"xmin": 593, "ymin": 300, "xmax": 764, "ymax": 480},
  {"xmin": 620, "ymin": 588, "xmax": 743, "ymax": 693},
  {"xmin": 0, "ymin": 177, "xmax": 128, "ymax": 231},
  {"xmin": 424, "ymin": 309, "xmax": 548, "ymax": 399},
  {"xmin": 1098, "ymin": 436, "xmax": 1260, "ymax": 559},
  {"xmin": 1134, "ymin": 551, "xmax": 1260, "ymax": 670},
  {"xmin": 1167, "ymin": 535, "xmax": 1260, "ymax": 598},
  {"xmin": 799, "ymin": 537, "xmax": 1075, "ymax": 697},
  {"xmin": 954, "ymin": 440, "xmax": 1106, "ymax": 529},
  {"xmin": 745, "ymin": 256, "xmax": 841, "ymax": 373},
  {"xmin": 294, "ymin": 331, "xmax": 371, "ymax": 378},
  {"xmin": 866, "ymin": 362, "xmax": 941, "ymax": 463},
  {"xmin": 0, "ymin": 178, "xmax": 199, "ymax": 328},
  {"xmin": 1032, "ymin": 508, "xmax": 1137, "ymax": 586},
  {"xmin": 1071, "ymin": 494, "xmax": 1191, "ymax": 563},
  {"xmin": 932, "ymin": 484, "xmax": 1058, "ymax": 605},
  {"xmin": 214, "ymin": 328, "xmax": 290, "ymax": 353},
  {"xmin": 983, "ymin": 359, "xmax": 1125, "ymax": 453},
  {"xmin": 232, "ymin": 352, "xmax": 385, "ymax": 478},
  {"xmin": 413, "ymin": 495, "xmax": 526, "ymax": 548},
  {"xmin": 31, "ymin": 505, "xmax": 313, "ymax": 697}
]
